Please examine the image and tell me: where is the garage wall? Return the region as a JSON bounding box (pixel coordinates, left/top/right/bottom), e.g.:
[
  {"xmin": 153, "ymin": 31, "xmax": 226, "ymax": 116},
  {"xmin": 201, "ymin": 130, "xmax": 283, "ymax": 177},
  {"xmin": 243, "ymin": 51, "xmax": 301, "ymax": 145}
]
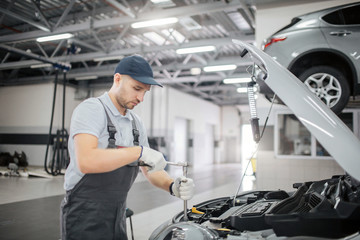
[
  {"xmin": 253, "ymin": 0, "xmax": 356, "ymax": 190},
  {"xmin": 256, "ymin": 151, "xmax": 345, "ymax": 191},
  {"xmin": 0, "ymin": 83, "xmax": 81, "ymax": 166},
  {"xmin": 221, "ymin": 106, "xmax": 242, "ymax": 164}
]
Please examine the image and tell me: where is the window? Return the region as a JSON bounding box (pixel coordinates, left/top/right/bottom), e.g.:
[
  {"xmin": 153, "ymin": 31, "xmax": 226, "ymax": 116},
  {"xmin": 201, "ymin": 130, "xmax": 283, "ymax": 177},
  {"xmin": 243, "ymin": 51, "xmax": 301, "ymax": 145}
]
[
  {"xmin": 322, "ymin": 10, "xmax": 343, "ymax": 25},
  {"xmin": 275, "ymin": 109, "xmax": 359, "ymax": 158},
  {"xmin": 342, "ymin": 5, "xmax": 360, "ymax": 25},
  {"xmin": 276, "ymin": 113, "xmax": 311, "ymax": 156},
  {"xmin": 322, "ymin": 4, "xmax": 360, "ymax": 25}
]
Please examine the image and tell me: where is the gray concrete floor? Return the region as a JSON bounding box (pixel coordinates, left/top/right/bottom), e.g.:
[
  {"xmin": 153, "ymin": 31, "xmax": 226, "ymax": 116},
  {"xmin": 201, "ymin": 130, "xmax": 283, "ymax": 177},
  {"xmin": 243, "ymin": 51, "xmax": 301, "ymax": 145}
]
[{"xmin": 0, "ymin": 163, "xmax": 256, "ymax": 240}]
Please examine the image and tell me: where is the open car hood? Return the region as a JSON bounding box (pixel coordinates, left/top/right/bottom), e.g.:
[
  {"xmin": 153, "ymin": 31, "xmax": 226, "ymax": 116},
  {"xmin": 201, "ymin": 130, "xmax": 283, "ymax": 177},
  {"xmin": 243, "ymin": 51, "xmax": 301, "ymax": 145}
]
[{"xmin": 232, "ymin": 39, "xmax": 360, "ymax": 181}]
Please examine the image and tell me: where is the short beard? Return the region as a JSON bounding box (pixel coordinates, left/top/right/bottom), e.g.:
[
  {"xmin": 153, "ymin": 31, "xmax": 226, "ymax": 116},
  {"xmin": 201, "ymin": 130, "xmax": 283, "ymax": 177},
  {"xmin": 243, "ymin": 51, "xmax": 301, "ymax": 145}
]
[{"xmin": 116, "ymin": 97, "xmax": 129, "ymax": 113}]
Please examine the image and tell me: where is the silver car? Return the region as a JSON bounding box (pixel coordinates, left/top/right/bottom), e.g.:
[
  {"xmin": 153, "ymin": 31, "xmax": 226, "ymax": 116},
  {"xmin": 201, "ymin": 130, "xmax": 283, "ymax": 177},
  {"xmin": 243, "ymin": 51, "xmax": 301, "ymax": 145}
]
[{"xmin": 262, "ymin": 2, "xmax": 360, "ymax": 114}]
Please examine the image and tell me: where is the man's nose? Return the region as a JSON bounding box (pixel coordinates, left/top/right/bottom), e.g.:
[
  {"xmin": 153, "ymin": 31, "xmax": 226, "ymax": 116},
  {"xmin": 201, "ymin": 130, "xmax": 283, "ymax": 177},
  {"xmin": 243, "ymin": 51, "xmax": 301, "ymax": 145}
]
[{"xmin": 137, "ymin": 92, "xmax": 145, "ymax": 102}]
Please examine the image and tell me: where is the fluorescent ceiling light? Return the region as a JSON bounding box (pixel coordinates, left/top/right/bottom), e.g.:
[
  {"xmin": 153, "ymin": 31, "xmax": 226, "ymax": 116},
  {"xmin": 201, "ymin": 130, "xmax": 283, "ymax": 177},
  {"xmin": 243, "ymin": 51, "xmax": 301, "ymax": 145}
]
[
  {"xmin": 179, "ymin": 17, "xmax": 202, "ymax": 31},
  {"xmin": 75, "ymin": 76, "xmax": 98, "ymax": 80},
  {"xmin": 162, "ymin": 29, "xmax": 185, "ymax": 43},
  {"xmin": 176, "ymin": 46, "xmax": 216, "ymax": 55},
  {"xmin": 36, "ymin": 33, "xmax": 74, "ymax": 42},
  {"xmin": 150, "ymin": 0, "xmax": 175, "ymax": 7},
  {"xmin": 203, "ymin": 64, "xmax": 237, "ymax": 72},
  {"xmin": 226, "ymin": 11, "xmax": 251, "ymax": 30},
  {"xmin": 223, "ymin": 77, "xmax": 251, "ymax": 84},
  {"xmin": 150, "ymin": 0, "xmax": 172, "ymax": 4},
  {"xmin": 190, "ymin": 68, "xmax": 201, "ymax": 75},
  {"xmin": 131, "ymin": 17, "xmax": 178, "ymax": 29},
  {"xmin": 150, "ymin": 0, "xmax": 171, "ymax": 3},
  {"xmin": 143, "ymin": 32, "xmax": 166, "ymax": 45},
  {"xmin": 237, "ymin": 87, "xmax": 248, "ymax": 93},
  {"xmin": 93, "ymin": 56, "xmax": 124, "ymax": 62},
  {"xmin": 30, "ymin": 63, "xmax": 52, "ymax": 68},
  {"xmin": 237, "ymin": 86, "xmax": 258, "ymax": 93}
]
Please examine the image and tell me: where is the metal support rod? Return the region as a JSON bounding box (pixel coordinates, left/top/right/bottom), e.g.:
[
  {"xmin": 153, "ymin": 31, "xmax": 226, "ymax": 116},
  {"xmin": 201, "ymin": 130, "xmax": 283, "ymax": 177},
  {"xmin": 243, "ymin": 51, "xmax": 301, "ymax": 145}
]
[
  {"xmin": 44, "ymin": 70, "xmax": 58, "ymax": 174},
  {"xmin": 182, "ymin": 164, "xmax": 188, "ymax": 221},
  {"xmin": 166, "ymin": 161, "xmax": 189, "ymax": 221},
  {"xmin": 166, "ymin": 161, "xmax": 188, "ymax": 167},
  {"xmin": 0, "ymin": 44, "xmax": 71, "ymax": 71}
]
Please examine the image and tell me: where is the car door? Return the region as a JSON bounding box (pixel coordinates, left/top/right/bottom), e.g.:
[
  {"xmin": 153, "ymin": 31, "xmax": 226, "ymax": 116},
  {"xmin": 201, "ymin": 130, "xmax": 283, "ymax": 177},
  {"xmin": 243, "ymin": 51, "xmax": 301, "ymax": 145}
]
[{"xmin": 320, "ymin": 4, "xmax": 360, "ymax": 82}]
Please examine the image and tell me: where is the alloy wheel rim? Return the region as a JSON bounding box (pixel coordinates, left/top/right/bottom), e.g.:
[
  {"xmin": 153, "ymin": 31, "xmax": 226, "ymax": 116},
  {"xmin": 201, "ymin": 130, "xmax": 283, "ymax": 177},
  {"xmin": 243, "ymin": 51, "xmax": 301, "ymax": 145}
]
[{"xmin": 304, "ymin": 73, "xmax": 342, "ymax": 108}]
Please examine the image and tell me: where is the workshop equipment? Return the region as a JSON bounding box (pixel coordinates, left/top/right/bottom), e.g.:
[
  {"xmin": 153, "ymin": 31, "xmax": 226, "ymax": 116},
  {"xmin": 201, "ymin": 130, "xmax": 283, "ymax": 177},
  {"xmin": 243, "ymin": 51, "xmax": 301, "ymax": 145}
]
[
  {"xmin": 166, "ymin": 161, "xmax": 190, "ymax": 221},
  {"xmin": 139, "ymin": 160, "xmax": 190, "ymax": 221},
  {"xmin": 44, "ymin": 71, "xmax": 70, "ymax": 176}
]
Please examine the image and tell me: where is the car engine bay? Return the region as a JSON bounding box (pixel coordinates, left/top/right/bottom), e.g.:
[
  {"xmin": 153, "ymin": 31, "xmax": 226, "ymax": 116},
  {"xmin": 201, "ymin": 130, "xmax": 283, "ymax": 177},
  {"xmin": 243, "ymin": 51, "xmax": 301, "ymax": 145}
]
[{"xmin": 150, "ymin": 174, "xmax": 360, "ymax": 239}]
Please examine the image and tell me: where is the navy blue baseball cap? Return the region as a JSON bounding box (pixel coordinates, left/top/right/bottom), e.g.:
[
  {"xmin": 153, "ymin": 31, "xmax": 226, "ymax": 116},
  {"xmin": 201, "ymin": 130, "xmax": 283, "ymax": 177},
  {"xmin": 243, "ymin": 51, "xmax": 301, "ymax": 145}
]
[{"xmin": 114, "ymin": 55, "xmax": 162, "ymax": 87}]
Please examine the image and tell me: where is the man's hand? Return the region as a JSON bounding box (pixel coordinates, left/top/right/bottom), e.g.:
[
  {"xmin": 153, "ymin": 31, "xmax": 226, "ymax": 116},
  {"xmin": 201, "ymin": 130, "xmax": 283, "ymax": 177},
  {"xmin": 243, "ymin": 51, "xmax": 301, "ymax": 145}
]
[
  {"xmin": 171, "ymin": 176, "xmax": 195, "ymax": 200},
  {"xmin": 139, "ymin": 146, "xmax": 166, "ymax": 173}
]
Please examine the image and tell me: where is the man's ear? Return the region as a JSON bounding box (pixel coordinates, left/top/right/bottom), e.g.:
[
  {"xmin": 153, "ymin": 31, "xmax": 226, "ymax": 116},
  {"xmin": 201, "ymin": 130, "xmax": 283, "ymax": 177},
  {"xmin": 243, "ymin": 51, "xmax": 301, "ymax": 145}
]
[{"xmin": 114, "ymin": 73, "xmax": 121, "ymax": 85}]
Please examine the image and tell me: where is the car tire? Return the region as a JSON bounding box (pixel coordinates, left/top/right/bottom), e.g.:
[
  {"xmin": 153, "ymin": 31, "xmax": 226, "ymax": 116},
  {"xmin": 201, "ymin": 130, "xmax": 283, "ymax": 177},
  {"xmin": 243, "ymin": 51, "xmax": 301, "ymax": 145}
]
[{"xmin": 298, "ymin": 66, "xmax": 350, "ymax": 114}]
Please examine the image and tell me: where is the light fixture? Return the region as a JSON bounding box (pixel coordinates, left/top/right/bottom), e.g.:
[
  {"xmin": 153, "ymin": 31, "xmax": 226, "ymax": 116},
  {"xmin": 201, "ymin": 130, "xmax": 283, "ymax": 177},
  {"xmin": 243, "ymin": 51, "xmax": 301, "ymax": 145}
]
[
  {"xmin": 143, "ymin": 32, "xmax": 166, "ymax": 45},
  {"xmin": 176, "ymin": 46, "xmax": 216, "ymax": 55},
  {"xmin": 150, "ymin": 0, "xmax": 171, "ymax": 3},
  {"xmin": 30, "ymin": 63, "xmax": 52, "ymax": 68},
  {"xmin": 237, "ymin": 85, "xmax": 258, "ymax": 93},
  {"xmin": 226, "ymin": 11, "xmax": 251, "ymax": 31},
  {"xmin": 150, "ymin": 0, "xmax": 175, "ymax": 7},
  {"xmin": 131, "ymin": 17, "xmax": 178, "ymax": 29},
  {"xmin": 203, "ymin": 64, "xmax": 237, "ymax": 72},
  {"xmin": 237, "ymin": 87, "xmax": 248, "ymax": 93},
  {"xmin": 93, "ymin": 56, "xmax": 124, "ymax": 62},
  {"xmin": 36, "ymin": 33, "xmax": 74, "ymax": 42},
  {"xmin": 223, "ymin": 77, "xmax": 251, "ymax": 84},
  {"xmin": 75, "ymin": 76, "xmax": 98, "ymax": 80},
  {"xmin": 190, "ymin": 68, "xmax": 201, "ymax": 75},
  {"xmin": 179, "ymin": 17, "xmax": 202, "ymax": 31},
  {"xmin": 162, "ymin": 29, "xmax": 185, "ymax": 43}
]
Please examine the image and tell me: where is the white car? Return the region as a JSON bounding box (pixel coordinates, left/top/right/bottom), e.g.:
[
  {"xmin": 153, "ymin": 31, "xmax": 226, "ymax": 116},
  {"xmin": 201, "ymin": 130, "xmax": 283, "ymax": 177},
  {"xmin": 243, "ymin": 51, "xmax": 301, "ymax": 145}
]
[{"xmin": 149, "ymin": 40, "xmax": 360, "ymax": 240}]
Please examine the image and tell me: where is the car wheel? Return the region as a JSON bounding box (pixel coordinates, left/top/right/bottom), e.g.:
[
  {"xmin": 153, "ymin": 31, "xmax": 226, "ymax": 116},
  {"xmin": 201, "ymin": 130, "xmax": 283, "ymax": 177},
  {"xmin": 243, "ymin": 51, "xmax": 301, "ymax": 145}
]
[{"xmin": 298, "ymin": 66, "xmax": 350, "ymax": 114}]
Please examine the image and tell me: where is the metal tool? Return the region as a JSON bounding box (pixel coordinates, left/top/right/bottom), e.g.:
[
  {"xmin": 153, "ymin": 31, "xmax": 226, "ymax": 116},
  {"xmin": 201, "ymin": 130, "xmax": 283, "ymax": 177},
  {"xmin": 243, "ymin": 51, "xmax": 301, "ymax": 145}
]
[
  {"xmin": 166, "ymin": 161, "xmax": 189, "ymax": 167},
  {"xmin": 181, "ymin": 162, "xmax": 189, "ymax": 221},
  {"xmin": 139, "ymin": 160, "xmax": 190, "ymax": 221},
  {"xmin": 166, "ymin": 161, "xmax": 189, "ymax": 221}
]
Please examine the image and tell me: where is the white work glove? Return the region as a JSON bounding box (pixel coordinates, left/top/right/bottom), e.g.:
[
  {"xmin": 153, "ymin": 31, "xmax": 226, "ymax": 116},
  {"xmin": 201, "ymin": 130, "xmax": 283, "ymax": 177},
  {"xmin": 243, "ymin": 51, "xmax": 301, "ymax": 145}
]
[
  {"xmin": 139, "ymin": 146, "xmax": 166, "ymax": 174},
  {"xmin": 171, "ymin": 176, "xmax": 195, "ymax": 200}
]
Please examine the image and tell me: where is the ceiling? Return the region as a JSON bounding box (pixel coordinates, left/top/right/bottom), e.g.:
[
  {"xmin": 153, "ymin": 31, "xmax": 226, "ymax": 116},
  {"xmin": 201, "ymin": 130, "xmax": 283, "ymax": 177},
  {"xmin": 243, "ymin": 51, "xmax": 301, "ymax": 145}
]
[{"xmin": 0, "ymin": 0, "xmax": 283, "ymax": 105}]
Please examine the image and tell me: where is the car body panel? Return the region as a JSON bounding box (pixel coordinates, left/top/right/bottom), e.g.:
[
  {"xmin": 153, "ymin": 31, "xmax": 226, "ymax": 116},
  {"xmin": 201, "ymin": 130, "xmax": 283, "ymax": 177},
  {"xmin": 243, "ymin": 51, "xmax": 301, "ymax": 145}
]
[
  {"xmin": 233, "ymin": 39, "xmax": 360, "ymax": 181},
  {"xmin": 321, "ymin": 23, "xmax": 360, "ymax": 81},
  {"xmin": 264, "ymin": 28, "xmax": 329, "ymax": 67}
]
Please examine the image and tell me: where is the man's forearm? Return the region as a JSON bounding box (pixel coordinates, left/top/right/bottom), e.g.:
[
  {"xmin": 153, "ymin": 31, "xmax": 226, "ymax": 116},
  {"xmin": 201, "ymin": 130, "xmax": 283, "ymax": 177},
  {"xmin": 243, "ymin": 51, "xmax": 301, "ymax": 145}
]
[
  {"xmin": 76, "ymin": 146, "xmax": 142, "ymax": 174},
  {"xmin": 74, "ymin": 133, "xmax": 142, "ymax": 174},
  {"xmin": 142, "ymin": 169, "xmax": 173, "ymax": 192}
]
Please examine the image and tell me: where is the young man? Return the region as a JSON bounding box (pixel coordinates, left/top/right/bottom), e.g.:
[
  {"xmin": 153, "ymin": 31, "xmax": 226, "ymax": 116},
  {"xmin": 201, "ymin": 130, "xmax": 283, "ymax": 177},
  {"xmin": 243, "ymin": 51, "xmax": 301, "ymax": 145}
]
[{"xmin": 61, "ymin": 55, "xmax": 195, "ymax": 240}]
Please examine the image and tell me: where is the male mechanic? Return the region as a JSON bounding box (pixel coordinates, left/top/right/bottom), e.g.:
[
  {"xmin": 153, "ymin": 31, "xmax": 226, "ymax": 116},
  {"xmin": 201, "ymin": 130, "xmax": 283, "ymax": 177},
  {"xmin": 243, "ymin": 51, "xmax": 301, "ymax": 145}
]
[{"xmin": 61, "ymin": 55, "xmax": 195, "ymax": 240}]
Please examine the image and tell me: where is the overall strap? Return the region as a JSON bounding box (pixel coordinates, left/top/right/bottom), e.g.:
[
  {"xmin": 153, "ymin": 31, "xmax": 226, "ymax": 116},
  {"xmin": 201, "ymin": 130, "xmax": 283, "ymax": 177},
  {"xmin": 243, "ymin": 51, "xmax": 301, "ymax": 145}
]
[
  {"xmin": 98, "ymin": 98, "xmax": 140, "ymax": 147},
  {"xmin": 98, "ymin": 98, "xmax": 117, "ymax": 149},
  {"xmin": 129, "ymin": 112, "xmax": 140, "ymax": 146}
]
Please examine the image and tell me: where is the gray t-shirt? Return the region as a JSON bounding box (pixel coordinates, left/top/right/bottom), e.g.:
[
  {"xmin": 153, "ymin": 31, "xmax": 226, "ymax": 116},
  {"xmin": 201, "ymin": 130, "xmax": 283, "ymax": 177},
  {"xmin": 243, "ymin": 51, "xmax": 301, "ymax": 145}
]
[{"xmin": 64, "ymin": 92, "xmax": 149, "ymax": 191}]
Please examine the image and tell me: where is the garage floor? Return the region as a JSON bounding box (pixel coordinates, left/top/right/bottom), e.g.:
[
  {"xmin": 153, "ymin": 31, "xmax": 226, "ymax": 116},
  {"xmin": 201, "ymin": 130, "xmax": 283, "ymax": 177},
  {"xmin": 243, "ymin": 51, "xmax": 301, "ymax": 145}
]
[{"xmin": 0, "ymin": 163, "xmax": 255, "ymax": 240}]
